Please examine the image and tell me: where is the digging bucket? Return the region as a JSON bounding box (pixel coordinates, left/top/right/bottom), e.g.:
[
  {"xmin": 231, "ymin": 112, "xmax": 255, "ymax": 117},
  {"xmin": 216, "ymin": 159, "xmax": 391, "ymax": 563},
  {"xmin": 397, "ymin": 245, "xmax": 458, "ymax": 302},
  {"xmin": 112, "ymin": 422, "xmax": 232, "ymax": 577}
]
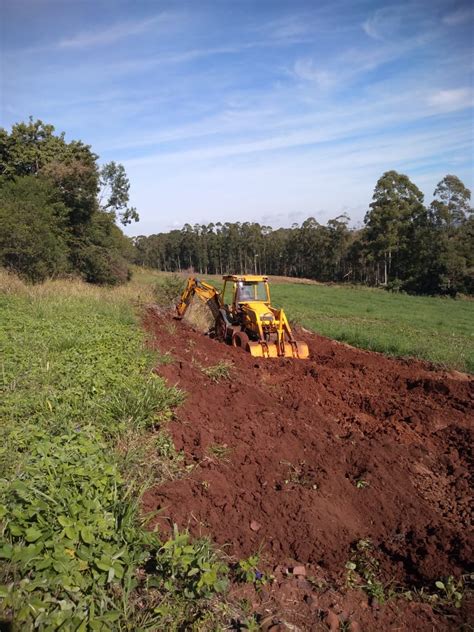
[{"xmin": 247, "ymin": 340, "xmax": 309, "ymax": 359}]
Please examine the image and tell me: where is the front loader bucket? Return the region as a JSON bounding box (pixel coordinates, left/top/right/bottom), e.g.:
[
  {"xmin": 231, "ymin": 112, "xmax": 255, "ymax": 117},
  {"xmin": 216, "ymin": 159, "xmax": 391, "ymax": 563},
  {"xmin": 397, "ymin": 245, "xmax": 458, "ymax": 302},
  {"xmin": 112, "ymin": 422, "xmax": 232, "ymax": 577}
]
[
  {"xmin": 292, "ymin": 341, "xmax": 310, "ymax": 359},
  {"xmin": 247, "ymin": 340, "xmax": 309, "ymax": 359}
]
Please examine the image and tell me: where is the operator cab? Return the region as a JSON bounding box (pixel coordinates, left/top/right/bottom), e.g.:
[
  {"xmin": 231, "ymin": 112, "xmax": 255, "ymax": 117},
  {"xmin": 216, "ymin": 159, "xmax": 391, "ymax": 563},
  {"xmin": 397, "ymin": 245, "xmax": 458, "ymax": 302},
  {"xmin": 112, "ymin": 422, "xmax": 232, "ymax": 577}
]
[{"xmin": 222, "ymin": 275, "xmax": 271, "ymax": 308}]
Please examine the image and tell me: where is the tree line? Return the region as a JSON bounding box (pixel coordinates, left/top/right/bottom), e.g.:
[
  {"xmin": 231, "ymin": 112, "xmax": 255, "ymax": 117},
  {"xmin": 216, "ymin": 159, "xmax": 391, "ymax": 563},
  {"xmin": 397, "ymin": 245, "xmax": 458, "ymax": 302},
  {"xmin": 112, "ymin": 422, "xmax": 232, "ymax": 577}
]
[
  {"xmin": 134, "ymin": 171, "xmax": 473, "ymax": 295},
  {"xmin": 1, "ymin": 119, "xmax": 472, "ymax": 295},
  {"xmin": 0, "ymin": 119, "xmax": 138, "ymax": 284}
]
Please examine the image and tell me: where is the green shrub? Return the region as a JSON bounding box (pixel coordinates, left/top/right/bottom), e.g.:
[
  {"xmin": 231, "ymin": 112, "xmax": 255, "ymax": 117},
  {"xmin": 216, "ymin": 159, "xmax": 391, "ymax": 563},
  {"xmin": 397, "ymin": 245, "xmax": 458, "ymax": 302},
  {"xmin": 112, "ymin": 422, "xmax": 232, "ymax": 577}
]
[{"xmin": 0, "ymin": 176, "xmax": 69, "ymax": 283}]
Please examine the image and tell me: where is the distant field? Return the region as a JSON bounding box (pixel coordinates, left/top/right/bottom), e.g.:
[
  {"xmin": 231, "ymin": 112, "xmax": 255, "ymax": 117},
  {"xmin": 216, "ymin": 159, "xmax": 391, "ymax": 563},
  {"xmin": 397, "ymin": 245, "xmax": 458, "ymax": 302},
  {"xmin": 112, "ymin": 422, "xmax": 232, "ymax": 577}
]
[
  {"xmin": 144, "ymin": 268, "xmax": 473, "ymax": 373},
  {"xmin": 271, "ymin": 283, "xmax": 473, "ymax": 373}
]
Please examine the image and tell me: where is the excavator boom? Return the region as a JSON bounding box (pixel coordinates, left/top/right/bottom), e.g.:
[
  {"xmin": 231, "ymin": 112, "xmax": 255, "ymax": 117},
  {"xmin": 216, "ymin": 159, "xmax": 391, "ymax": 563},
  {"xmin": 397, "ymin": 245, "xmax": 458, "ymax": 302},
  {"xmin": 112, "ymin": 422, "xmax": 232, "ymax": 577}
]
[{"xmin": 176, "ymin": 277, "xmax": 222, "ymax": 320}]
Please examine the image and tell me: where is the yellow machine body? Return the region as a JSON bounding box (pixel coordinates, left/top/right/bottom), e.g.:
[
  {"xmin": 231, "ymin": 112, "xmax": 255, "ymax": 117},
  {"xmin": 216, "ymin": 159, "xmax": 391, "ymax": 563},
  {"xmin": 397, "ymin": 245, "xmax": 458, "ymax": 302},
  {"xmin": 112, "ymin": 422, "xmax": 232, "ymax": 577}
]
[{"xmin": 176, "ymin": 275, "xmax": 309, "ymax": 359}]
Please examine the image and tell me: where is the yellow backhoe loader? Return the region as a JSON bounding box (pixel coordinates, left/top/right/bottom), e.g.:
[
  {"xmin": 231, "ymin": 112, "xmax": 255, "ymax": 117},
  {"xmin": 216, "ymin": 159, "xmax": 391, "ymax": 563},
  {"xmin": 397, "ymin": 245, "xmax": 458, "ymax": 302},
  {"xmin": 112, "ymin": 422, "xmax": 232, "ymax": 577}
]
[{"xmin": 176, "ymin": 275, "xmax": 309, "ymax": 359}]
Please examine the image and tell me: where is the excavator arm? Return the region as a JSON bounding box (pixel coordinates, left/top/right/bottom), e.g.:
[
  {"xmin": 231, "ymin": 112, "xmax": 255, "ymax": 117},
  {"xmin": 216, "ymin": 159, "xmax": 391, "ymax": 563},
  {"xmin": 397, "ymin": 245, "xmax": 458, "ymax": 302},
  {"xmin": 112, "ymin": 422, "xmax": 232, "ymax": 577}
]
[{"xmin": 176, "ymin": 277, "xmax": 222, "ymax": 320}]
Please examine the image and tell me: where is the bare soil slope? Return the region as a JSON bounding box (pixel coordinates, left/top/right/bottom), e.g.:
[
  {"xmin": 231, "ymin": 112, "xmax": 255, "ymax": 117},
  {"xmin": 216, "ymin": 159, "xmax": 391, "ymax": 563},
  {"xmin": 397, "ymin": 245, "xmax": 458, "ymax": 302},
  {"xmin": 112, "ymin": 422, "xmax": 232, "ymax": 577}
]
[{"xmin": 142, "ymin": 308, "xmax": 473, "ymax": 631}]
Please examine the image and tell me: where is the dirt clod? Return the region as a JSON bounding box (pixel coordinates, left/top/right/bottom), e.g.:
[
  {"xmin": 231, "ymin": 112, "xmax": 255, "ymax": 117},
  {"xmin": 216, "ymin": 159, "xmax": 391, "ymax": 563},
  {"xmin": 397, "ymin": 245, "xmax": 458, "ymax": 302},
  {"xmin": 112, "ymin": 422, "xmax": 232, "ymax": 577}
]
[{"xmin": 292, "ymin": 565, "xmax": 306, "ymax": 576}]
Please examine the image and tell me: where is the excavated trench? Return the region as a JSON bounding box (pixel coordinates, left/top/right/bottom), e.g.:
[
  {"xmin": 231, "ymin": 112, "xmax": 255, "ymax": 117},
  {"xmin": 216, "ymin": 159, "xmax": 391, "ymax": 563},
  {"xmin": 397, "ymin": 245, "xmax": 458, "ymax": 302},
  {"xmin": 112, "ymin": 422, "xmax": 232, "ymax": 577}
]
[{"xmin": 142, "ymin": 307, "xmax": 473, "ymax": 631}]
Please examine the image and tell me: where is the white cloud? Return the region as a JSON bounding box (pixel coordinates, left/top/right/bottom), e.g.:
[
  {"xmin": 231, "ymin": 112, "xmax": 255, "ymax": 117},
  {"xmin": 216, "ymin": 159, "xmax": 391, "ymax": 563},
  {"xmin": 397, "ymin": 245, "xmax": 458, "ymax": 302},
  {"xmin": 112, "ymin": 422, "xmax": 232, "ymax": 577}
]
[
  {"xmin": 254, "ymin": 14, "xmax": 312, "ymax": 42},
  {"xmin": 120, "ymin": 89, "xmax": 472, "ymax": 170},
  {"xmin": 427, "ymin": 88, "xmax": 474, "ymax": 111},
  {"xmin": 58, "ymin": 13, "xmax": 172, "ymax": 49}
]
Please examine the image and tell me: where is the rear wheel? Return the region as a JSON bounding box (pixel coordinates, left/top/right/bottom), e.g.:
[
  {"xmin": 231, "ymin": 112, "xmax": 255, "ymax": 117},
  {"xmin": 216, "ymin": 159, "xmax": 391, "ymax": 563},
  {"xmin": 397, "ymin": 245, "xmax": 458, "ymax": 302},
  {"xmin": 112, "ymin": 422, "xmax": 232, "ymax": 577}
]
[{"xmin": 232, "ymin": 331, "xmax": 250, "ymax": 351}]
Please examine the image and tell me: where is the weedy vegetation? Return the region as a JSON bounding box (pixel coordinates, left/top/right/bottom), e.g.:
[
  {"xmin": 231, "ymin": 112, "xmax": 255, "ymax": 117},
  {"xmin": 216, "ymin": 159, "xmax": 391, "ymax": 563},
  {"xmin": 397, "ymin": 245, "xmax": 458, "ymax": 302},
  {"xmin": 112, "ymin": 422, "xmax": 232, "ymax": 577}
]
[
  {"xmin": 345, "ymin": 539, "xmax": 393, "ymax": 604},
  {"xmin": 201, "ymin": 360, "xmax": 233, "ymax": 383},
  {"xmin": 403, "ymin": 574, "xmax": 470, "ymax": 612},
  {"xmin": 0, "ymin": 270, "xmax": 235, "ymax": 630},
  {"xmin": 233, "ymin": 555, "xmax": 270, "ymax": 588},
  {"xmin": 207, "ymin": 444, "xmax": 232, "ymax": 461}
]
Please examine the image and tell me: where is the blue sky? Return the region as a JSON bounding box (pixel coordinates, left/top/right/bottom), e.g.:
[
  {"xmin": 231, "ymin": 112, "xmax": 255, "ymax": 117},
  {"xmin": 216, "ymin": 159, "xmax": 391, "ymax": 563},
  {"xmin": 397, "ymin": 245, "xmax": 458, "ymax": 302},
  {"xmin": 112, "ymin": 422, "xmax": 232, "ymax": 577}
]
[{"xmin": 2, "ymin": 0, "xmax": 473, "ymax": 235}]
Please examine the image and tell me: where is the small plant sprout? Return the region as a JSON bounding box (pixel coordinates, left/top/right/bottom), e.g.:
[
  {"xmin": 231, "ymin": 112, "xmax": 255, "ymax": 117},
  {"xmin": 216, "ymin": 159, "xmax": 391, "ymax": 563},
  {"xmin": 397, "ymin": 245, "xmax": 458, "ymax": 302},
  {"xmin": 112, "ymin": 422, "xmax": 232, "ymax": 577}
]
[
  {"xmin": 243, "ymin": 615, "xmax": 260, "ymax": 631},
  {"xmin": 355, "ymin": 479, "xmax": 369, "ymax": 489},
  {"xmin": 435, "ymin": 577, "xmax": 464, "ymax": 608},
  {"xmin": 208, "ymin": 443, "xmax": 231, "ymax": 461},
  {"xmin": 280, "ymin": 459, "xmax": 315, "ymax": 488},
  {"xmin": 154, "ymin": 527, "xmax": 228, "ymax": 599},
  {"xmin": 235, "ymin": 555, "xmax": 270, "ymax": 587},
  {"xmin": 201, "ymin": 360, "xmax": 233, "ymax": 383}
]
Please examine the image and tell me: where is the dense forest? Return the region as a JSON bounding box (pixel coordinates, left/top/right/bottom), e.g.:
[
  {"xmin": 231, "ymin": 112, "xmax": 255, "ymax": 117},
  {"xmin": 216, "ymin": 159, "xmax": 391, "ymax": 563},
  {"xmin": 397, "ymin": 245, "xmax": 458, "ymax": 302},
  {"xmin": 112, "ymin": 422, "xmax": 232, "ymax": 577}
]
[
  {"xmin": 0, "ymin": 119, "xmax": 138, "ymax": 284},
  {"xmin": 134, "ymin": 171, "xmax": 473, "ymax": 295},
  {"xmin": 1, "ymin": 119, "xmax": 472, "ymax": 295}
]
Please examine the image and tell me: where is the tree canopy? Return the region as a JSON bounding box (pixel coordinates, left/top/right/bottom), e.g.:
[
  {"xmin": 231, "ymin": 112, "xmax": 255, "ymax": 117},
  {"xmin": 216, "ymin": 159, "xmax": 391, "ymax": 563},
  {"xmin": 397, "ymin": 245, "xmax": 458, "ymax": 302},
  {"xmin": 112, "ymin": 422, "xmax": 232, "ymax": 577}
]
[{"xmin": 0, "ymin": 118, "xmax": 138, "ymax": 284}]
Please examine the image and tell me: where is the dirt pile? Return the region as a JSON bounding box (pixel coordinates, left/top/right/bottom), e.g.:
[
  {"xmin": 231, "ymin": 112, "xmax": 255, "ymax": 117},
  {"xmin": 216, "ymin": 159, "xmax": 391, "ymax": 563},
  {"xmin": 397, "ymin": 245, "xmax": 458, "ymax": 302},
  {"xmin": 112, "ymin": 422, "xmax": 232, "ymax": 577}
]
[{"xmin": 142, "ymin": 308, "xmax": 473, "ymax": 630}]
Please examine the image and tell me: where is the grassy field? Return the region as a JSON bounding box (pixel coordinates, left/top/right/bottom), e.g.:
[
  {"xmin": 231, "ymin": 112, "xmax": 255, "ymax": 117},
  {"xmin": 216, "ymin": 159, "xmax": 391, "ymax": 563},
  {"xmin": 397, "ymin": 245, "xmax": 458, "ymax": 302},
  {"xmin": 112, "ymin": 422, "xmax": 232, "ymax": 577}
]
[
  {"xmin": 270, "ymin": 283, "xmax": 473, "ymax": 373},
  {"xmin": 149, "ymin": 269, "xmax": 473, "ymax": 373},
  {"xmin": 0, "ymin": 271, "xmax": 231, "ymax": 630}
]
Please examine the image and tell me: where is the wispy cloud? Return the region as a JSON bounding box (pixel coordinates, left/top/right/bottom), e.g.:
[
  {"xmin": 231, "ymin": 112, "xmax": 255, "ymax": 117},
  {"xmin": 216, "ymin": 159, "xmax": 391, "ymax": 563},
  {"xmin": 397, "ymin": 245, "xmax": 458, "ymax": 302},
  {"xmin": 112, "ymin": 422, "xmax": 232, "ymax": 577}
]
[
  {"xmin": 120, "ymin": 86, "xmax": 472, "ymax": 169},
  {"xmin": 292, "ymin": 58, "xmax": 335, "ymax": 89},
  {"xmin": 427, "ymin": 87, "xmax": 474, "ymax": 111},
  {"xmin": 58, "ymin": 13, "xmax": 172, "ymax": 49},
  {"xmin": 362, "ymin": 6, "xmax": 403, "ymax": 40},
  {"xmin": 362, "ymin": 4, "xmax": 434, "ymax": 41},
  {"xmin": 252, "ymin": 14, "xmax": 313, "ymax": 42}
]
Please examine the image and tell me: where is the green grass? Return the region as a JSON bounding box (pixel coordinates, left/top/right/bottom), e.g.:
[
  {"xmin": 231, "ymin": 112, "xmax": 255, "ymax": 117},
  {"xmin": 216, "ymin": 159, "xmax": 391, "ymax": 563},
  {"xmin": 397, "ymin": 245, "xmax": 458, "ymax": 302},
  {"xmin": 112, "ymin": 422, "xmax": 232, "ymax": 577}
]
[
  {"xmin": 0, "ymin": 273, "xmax": 231, "ymax": 630},
  {"xmin": 270, "ymin": 283, "xmax": 473, "ymax": 373}
]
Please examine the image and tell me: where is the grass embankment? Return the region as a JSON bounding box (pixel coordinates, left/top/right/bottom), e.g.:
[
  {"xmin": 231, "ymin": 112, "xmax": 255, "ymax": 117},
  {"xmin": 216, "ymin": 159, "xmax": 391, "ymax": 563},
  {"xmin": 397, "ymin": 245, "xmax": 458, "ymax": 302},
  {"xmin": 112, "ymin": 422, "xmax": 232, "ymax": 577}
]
[
  {"xmin": 269, "ymin": 283, "xmax": 473, "ymax": 373},
  {"xmin": 0, "ymin": 272, "xmax": 230, "ymax": 630}
]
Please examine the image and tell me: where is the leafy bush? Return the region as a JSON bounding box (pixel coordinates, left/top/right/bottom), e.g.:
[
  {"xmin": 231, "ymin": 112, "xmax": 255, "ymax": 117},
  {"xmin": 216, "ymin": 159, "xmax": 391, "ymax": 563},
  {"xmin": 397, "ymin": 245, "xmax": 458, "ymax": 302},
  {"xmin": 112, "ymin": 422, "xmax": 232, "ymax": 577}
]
[
  {"xmin": 0, "ymin": 119, "xmax": 136, "ymax": 286},
  {"xmin": 0, "ymin": 176, "xmax": 69, "ymax": 282}
]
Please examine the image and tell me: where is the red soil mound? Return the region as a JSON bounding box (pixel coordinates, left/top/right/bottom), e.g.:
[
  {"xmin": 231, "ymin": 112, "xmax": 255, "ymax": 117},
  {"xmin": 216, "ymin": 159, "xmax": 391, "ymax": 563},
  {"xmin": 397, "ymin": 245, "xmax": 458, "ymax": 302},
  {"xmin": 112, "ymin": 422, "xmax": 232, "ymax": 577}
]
[{"xmin": 142, "ymin": 308, "xmax": 473, "ymax": 631}]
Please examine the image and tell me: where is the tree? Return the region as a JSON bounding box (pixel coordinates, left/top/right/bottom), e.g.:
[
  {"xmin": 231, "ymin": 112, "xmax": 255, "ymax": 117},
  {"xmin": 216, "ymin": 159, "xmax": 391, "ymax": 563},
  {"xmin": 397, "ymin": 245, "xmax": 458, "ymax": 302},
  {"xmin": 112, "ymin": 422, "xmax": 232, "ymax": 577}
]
[
  {"xmin": 364, "ymin": 170, "xmax": 425, "ymax": 285},
  {"xmin": 0, "ymin": 119, "xmax": 138, "ymax": 284},
  {"xmin": 99, "ymin": 161, "xmax": 139, "ymax": 225},
  {"xmin": 430, "ymin": 175, "xmax": 472, "ymax": 229},
  {"xmin": 0, "ymin": 177, "xmax": 69, "ymax": 282}
]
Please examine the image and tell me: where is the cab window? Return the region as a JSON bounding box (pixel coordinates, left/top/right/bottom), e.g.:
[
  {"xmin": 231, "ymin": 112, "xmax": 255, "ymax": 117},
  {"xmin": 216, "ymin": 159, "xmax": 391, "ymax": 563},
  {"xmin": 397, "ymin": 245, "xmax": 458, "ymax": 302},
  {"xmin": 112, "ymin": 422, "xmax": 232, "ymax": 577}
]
[{"xmin": 236, "ymin": 281, "xmax": 267, "ymax": 302}]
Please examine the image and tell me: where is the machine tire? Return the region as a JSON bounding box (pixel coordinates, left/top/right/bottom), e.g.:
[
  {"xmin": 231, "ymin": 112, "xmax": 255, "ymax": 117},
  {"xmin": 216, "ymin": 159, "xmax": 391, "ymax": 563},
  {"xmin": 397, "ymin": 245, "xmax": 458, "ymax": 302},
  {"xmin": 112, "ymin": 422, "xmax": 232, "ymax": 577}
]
[{"xmin": 232, "ymin": 331, "xmax": 250, "ymax": 351}]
